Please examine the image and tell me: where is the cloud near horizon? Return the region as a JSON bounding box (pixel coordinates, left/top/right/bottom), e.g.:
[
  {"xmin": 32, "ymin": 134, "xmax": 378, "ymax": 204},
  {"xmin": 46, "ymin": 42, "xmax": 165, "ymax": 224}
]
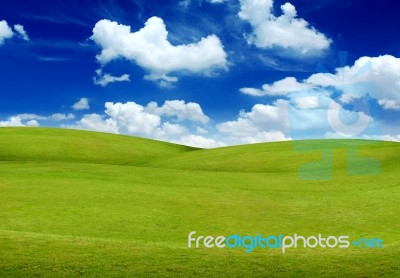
[
  {"xmin": 240, "ymin": 55, "xmax": 400, "ymax": 111},
  {"xmin": 65, "ymin": 100, "xmax": 222, "ymax": 148}
]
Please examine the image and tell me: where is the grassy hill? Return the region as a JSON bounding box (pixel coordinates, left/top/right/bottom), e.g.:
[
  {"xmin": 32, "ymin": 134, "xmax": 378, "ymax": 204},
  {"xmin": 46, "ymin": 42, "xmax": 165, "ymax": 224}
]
[
  {"xmin": 0, "ymin": 127, "xmax": 399, "ymax": 277},
  {"xmin": 0, "ymin": 127, "xmax": 196, "ymax": 165}
]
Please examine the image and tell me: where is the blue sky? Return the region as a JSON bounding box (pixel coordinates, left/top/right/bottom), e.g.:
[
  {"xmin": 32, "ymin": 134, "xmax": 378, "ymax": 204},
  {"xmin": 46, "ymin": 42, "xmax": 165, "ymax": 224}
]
[{"xmin": 0, "ymin": 0, "xmax": 399, "ymax": 147}]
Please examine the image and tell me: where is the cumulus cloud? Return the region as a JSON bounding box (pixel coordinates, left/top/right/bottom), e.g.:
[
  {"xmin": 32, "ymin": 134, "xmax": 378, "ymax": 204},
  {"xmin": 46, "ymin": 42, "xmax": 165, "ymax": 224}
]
[
  {"xmin": 0, "ymin": 116, "xmax": 24, "ymax": 127},
  {"xmin": 242, "ymin": 55, "xmax": 400, "ymax": 111},
  {"xmin": 91, "ymin": 16, "xmax": 227, "ymax": 84},
  {"xmin": 0, "ymin": 20, "xmax": 29, "ymax": 45},
  {"xmin": 238, "ymin": 0, "xmax": 331, "ymax": 55},
  {"xmin": 66, "ymin": 113, "xmax": 118, "ymax": 134},
  {"xmin": 161, "ymin": 122, "xmax": 187, "ymax": 136},
  {"xmin": 174, "ymin": 135, "xmax": 226, "ymax": 148},
  {"xmin": 93, "ymin": 69, "xmax": 130, "ymax": 87},
  {"xmin": 68, "ymin": 101, "xmax": 203, "ymax": 135},
  {"xmin": 66, "ymin": 100, "xmax": 225, "ymax": 148},
  {"xmin": 0, "ymin": 116, "xmax": 39, "ymax": 127},
  {"xmin": 26, "ymin": 120, "xmax": 39, "ymax": 127},
  {"xmin": 0, "ymin": 20, "xmax": 14, "ymax": 45},
  {"xmin": 146, "ymin": 100, "xmax": 209, "ymax": 124},
  {"xmin": 13, "ymin": 24, "xmax": 29, "ymax": 41},
  {"xmin": 240, "ymin": 77, "xmax": 312, "ymax": 96},
  {"xmin": 217, "ymin": 92, "xmax": 379, "ymax": 143},
  {"xmin": 218, "ymin": 101, "xmax": 289, "ymax": 136},
  {"xmin": 104, "ymin": 102, "xmax": 161, "ymax": 135},
  {"xmin": 72, "ymin": 98, "xmax": 90, "ymax": 110},
  {"xmin": 306, "ymin": 56, "xmax": 400, "ymax": 111},
  {"xmin": 217, "ymin": 100, "xmax": 292, "ymax": 143}
]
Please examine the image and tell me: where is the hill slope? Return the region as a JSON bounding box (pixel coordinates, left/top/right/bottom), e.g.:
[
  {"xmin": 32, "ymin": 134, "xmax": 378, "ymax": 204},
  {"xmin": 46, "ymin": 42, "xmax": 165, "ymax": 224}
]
[
  {"xmin": 0, "ymin": 127, "xmax": 196, "ymax": 165},
  {"xmin": 0, "ymin": 127, "xmax": 399, "ymax": 277},
  {"xmin": 1, "ymin": 127, "xmax": 398, "ymax": 173},
  {"xmin": 146, "ymin": 139, "xmax": 400, "ymax": 173}
]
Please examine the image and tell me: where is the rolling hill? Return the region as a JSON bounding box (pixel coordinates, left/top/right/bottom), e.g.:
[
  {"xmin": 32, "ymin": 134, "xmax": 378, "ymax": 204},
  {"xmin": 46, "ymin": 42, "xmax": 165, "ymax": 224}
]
[{"xmin": 0, "ymin": 127, "xmax": 399, "ymax": 277}]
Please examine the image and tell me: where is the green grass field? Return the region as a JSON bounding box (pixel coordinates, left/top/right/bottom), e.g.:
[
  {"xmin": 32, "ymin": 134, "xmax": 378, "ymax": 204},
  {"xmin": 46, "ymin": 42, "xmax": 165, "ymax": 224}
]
[{"xmin": 0, "ymin": 127, "xmax": 399, "ymax": 277}]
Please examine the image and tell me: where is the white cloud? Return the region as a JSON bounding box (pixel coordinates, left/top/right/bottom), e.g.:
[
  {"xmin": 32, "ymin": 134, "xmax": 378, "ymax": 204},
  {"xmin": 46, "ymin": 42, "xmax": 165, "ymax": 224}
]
[
  {"xmin": 65, "ymin": 113, "xmax": 118, "ymax": 134},
  {"xmin": 238, "ymin": 0, "xmax": 331, "ymax": 54},
  {"xmin": 91, "ymin": 16, "xmax": 227, "ymax": 84},
  {"xmin": 146, "ymin": 100, "xmax": 209, "ymax": 124},
  {"xmin": 378, "ymin": 99, "xmax": 400, "ymax": 110},
  {"xmin": 66, "ymin": 100, "xmax": 226, "ymax": 147},
  {"xmin": 295, "ymin": 96, "xmax": 319, "ymax": 109},
  {"xmin": 307, "ymin": 56, "xmax": 400, "ymax": 111},
  {"xmin": 161, "ymin": 122, "xmax": 187, "ymax": 136},
  {"xmin": 105, "ymin": 102, "xmax": 161, "ymax": 136},
  {"xmin": 243, "ymin": 55, "xmax": 400, "ymax": 111},
  {"xmin": 93, "ymin": 69, "xmax": 130, "ymax": 87},
  {"xmin": 217, "ymin": 93, "xmax": 378, "ymax": 143},
  {"xmin": 26, "ymin": 120, "xmax": 39, "ymax": 127},
  {"xmin": 51, "ymin": 113, "xmax": 75, "ymax": 121},
  {"xmin": 175, "ymin": 135, "xmax": 226, "ymax": 148},
  {"xmin": 13, "ymin": 24, "xmax": 29, "ymax": 41},
  {"xmin": 240, "ymin": 77, "xmax": 312, "ymax": 96},
  {"xmin": 0, "ymin": 116, "xmax": 24, "ymax": 127},
  {"xmin": 217, "ymin": 100, "xmax": 293, "ymax": 144},
  {"xmin": 72, "ymin": 98, "xmax": 90, "ymax": 110},
  {"xmin": 0, "ymin": 116, "xmax": 40, "ymax": 127},
  {"xmin": 0, "ymin": 20, "xmax": 29, "ymax": 45},
  {"xmin": 0, "ymin": 20, "xmax": 14, "ymax": 45},
  {"xmin": 217, "ymin": 101, "xmax": 289, "ymax": 137}
]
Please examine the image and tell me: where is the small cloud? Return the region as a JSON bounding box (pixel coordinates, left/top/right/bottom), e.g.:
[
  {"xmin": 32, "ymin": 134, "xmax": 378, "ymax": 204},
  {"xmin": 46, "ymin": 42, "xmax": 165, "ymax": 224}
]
[
  {"xmin": 63, "ymin": 113, "xmax": 118, "ymax": 134},
  {"xmin": 0, "ymin": 20, "xmax": 29, "ymax": 46},
  {"xmin": 13, "ymin": 24, "xmax": 29, "ymax": 41},
  {"xmin": 93, "ymin": 69, "xmax": 131, "ymax": 87},
  {"xmin": 72, "ymin": 98, "xmax": 90, "ymax": 110},
  {"xmin": 26, "ymin": 120, "xmax": 39, "ymax": 127},
  {"xmin": 240, "ymin": 77, "xmax": 312, "ymax": 96},
  {"xmin": 51, "ymin": 113, "xmax": 75, "ymax": 121},
  {"xmin": 0, "ymin": 20, "xmax": 14, "ymax": 45},
  {"xmin": 146, "ymin": 100, "xmax": 210, "ymax": 124}
]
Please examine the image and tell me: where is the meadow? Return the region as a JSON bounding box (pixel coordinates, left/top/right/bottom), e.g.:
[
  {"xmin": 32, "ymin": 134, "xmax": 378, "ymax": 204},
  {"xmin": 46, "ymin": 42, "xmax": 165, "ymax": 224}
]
[{"xmin": 0, "ymin": 127, "xmax": 399, "ymax": 277}]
